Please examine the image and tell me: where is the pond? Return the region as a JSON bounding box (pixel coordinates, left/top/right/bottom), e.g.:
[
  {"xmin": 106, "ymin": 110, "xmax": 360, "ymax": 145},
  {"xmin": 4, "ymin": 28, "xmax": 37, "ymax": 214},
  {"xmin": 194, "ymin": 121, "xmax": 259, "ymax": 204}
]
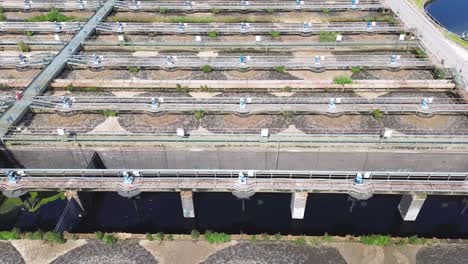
[{"xmin": 425, "ymin": 0, "xmax": 468, "ymax": 36}]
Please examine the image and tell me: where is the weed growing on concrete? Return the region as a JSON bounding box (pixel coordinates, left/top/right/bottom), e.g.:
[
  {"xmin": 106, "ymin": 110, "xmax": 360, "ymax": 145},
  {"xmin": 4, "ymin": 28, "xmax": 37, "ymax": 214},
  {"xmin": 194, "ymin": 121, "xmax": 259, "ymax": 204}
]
[
  {"xmin": 146, "ymin": 233, "xmax": 154, "ymax": 241},
  {"xmin": 322, "ymin": 8, "xmax": 330, "ymax": 13},
  {"xmin": 266, "ymin": 8, "xmax": 275, "ymax": 13},
  {"xmin": 95, "ymin": 231, "xmax": 104, "ymax": 240},
  {"xmin": 0, "ymin": 228, "xmax": 21, "ymax": 240},
  {"xmin": 201, "ymin": 64, "xmax": 213, "ymax": 73},
  {"xmin": 167, "ymin": 234, "xmax": 174, "ymax": 241},
  {"xmin": 412, "ymin": 47, "xmax": 427, "ymax": 58},
  {"xmin": 66, "ymin": 84, "xmax": 75, "ymax": 92},
  {"xmin": 351, "ymin": 66, "xmax": 363, "ymax": 74},
  {"xmin": 0, "ymin": 7, "xmax": 6, "ymax": 21},
  {"xmin": 158, "ymin": 7, "xmax": 168, "ymax": 14},
  {"xmin": 44, "ymin": 231, "xmax": 65, "ymax": 244},
  {"xmin": 261, "ymin": 233, "xmax": 270, "ymax": 240},
  {"xmin": 333, "ymin": 75, "xmax": 353, "ymax": 85},
  {"xmin": 250, "ymin": 235, "xmax": 258, "ymax": 242},
  {"xmin": 17, "ymin": 41, "xmax": 31, "ymax": 52},
  {"xmin": 281, "ymin": 111, "xmax": 294, "ymax": 121},
  {"xmin": 25, "ymin": 230, "xmax": 43, "ymax": 240},
  {"xmin": 98, "ymin": 110, "xmax": 117, "ymax": 117},
  {"xmin": 274, "ymin": 233, "xmax": 282, "ymax": 240},
  {"xmin": 208, "ymin": 31, "xmax": 218, "ymax": 39},
  {"xmin": 191, "ymin": 230, "xmax": 200, "ymax": 240},
  {"xmin": 176, "ymin": 83, "xmax": 190, "ymax": 93},
  {"xmin": 26, "ymin": 8, "xmax": 76, "ymax": 22},
  {"xmin": 194, "ymin": 110, "xmax": 205, "ymax": 121},
  {"xmin": 204, "ymin": 231, "xmax": 231, "ymax": 244},
  {"xmin": 155, "ymin": 232, "xmax": 164, "ymax": 241},
  {"xmin": 200, "ymin": 85, "xmax": 210, "ymax": 92},
  {"xmin": 408, "ymin": 235, "xmax": 426, "ymax": 245},
  {"xmin": 372, "ymin": 109, "xmax": 382, "ymax": 120},
  {"xmin": 360, "ymin": 235, "xmax": 392, "ymax": 246},
  {"xmin": 319, "ymin": 31, "xmax": 337, "ymax": 42},
  {"xmin": 102, "ymin": 234, "xmax": 118, "ymax": 245},
  {"xmin": 128, "ymin": 66, "xmax": 140, "ymax": 74},
  {"xmin": 211, "ymin": 9, "xmax": 220, "ymax": 14},
  {"xmin": 292, "ymin": 237, "xmax": 307, "ymax": 246},
  {"xmin": 322, "ymin": 233, "xmax": 333, "ymax": 243},
  {"xmin": 270, "ymin": 31, "xmax": 280, "ymax": 38},
  {"xmin": 274, "ymin": 66, "xmax": 286, "ymax": 73},
  {"xmin": 24, "ymin": 31, "xmax": 33, "ymax": 37},
  {"xmin": 282, "ymin": 86, "xmax": 293, "ymax": 92},
  {"xmin": 148, "ymin": 32, "xmax": 156, "ymax": 38},
  {"xmin": 433, "ymin": 67, "xmax": 446, "ymax": 79}
]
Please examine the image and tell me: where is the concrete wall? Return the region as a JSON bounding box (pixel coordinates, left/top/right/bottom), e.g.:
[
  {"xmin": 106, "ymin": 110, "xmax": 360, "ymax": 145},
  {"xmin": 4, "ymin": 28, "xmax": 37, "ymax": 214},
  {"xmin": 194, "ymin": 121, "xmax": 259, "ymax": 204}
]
[{"xmin": 7, "ymin": 145, "xmax": 468, "ymax": 172}]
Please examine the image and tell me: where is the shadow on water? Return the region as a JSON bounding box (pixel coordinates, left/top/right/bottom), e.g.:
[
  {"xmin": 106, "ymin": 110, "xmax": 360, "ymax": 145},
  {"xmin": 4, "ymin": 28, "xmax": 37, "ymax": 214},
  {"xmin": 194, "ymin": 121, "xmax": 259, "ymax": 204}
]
[{"xmin": 1, "ymin": 191, "xmax": 467, "ymax": 238}]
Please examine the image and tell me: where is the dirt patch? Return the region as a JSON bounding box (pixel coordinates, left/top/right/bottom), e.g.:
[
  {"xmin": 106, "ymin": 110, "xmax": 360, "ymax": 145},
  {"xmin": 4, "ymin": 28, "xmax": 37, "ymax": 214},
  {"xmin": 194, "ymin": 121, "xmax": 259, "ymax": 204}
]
[
  {"xmin": 0, "ymin": 242, "xmax": 24, "ymax": 264},
  {"xmin": 352, "ymin": 70, "xmax": 435, "ymax": 80},
  {"xmin": 202, "ymin": 114, "xmax": 290, "ymax": 133},
  {"xmin": 118, "ymin": 114, "xmax": 198, "ymax": 133},
  {"xmin": 292, "ymin": 115, "xmax": 381, "ymax": 133},
  {"xmin": 11, "ymin": 239, "xmax": 86, "ymax": 264},
  {"xmin": 416, "ymin": 245, "xmax": 468, "ymax": 264},
  {"xmin": 50, "ymin": 239, "xmax": 158, "ymax": 264},
  {"xmin": 21, "ymin": 113, "xmax": 106, "ymax": 131},
  {"xmin": 201, "ymin": 241, "xmax": 347, "ymax": 264},
  {"xmin": 381, "ymin": 115, "xmax": 468, "ymax": 131}
]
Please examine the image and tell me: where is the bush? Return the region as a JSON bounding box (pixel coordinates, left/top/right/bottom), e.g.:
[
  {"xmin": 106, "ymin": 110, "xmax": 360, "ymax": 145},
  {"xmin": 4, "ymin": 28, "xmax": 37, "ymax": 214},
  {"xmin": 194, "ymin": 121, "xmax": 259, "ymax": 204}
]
[
  {"xmin": 44, "ymin": 231, "xmax": 65, "ymax": 244},
  {"xmin": 128, "ymin": 66, "xmax": 140, "ymax": 74},
  {"xmin": 194, "ymin": 110, "xmax": 204, "ymax": 121},
  {"xmin": 434, "ymin": 67, "xmax": 446, "ymax": 79},
  {"xmin": 274, "ymin": 233, "xmax": 282, "ymax": 240},
  {"xmin": 155, "ymin": 232, "xmax": 164, "ymax": 241},
  {"xmin": 66, "ymin": 83, "xmax": 75, "ymax": 92},
  {"xmin": 208, "ymin": 31, "xmax": 218, "ymax": 39},
  {"xmin": 371, "ymin": 109, "xmax": 382, "ymax": 120},
  {"xmin": 145, "ymin": 233, "xmax": 154, "ymax": 241},
  {"xmin": 17, "ymin": 41, "xmax": 31, "ymax": 52},
  {"xmin": 24, "ymin": 31, "xmax": 33, "ymax": 37},
  {"xmin": 95, "ymin": 231, "xmax": 104, "ymax": 240},
  {"xmin": 204, "ymin": 231, "xmax": 231, "ymax": 244},
  {"xmin": 158, "ymin": 7, "xmax": 168, "ymax": 14},
  {"xmin": 270, "ymin": 31, "xmax": 280, "ymax": 38},
  {"xmin": 274, "ymin": 66, "xmax": 286, "ymax": 73},
  {"xmin": 0, "ymin": 229, "xmax": 21, "ymax": 240},
  {"xmin": 201, "ymin": 64, "xmax": 213, "ymax": 73},
  {"xmin": 191, "ymin": 230, "xmax": 200, "ymax": 240},
  {"xmin": 26, "ymin": 8, "xmax": 76, "ymax": 22},
  {"xmin": 98, "ymin": 109, "xmax": 117, "ymax": 117},
  {"xmin": 333, "ymin": 75, "xmax": 353, "ymax": 85},
  {"xmin": 319, "ymin": 31, "xmax": 337, "ymax": 42},
  {"xmin": 176, "ymin": 83, "xmax": 190, "ymax": 93},
  {"xmin": 25, "ymin": 230, "xmax": 43, "ymax": 240},
  {"xmin": 351, "ymin": 66, "xmax": 362, "ymax": 74},
  {"xmin": 360, "ymin": 235, "xmax": 391, "ymax": 246},
  {"xmin": 102, "ymin": 234, "xmax": 118, "ymax": 245}
]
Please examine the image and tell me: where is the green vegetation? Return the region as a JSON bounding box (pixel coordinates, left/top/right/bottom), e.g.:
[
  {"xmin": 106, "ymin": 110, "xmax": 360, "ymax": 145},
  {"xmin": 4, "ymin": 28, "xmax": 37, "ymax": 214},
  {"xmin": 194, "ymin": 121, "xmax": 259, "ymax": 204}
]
[
  {"xmin": 25, "ymin": 230, "xmax": 43, "ymax": 240},
  {"xmin": 274, "ymin": 233, "xmax": 282, "ymax": 240},
  {"xmin": 29, "ymin": 192, "xmax": 65, "ymax": 212},
  {"xmin": 270, "ymin": 30, "xmax": 280, "ymax": 39},
  {"xmin": 146, "ymin": 233, "xmax": 154, "ymax": 241},
  {"xmin": 360, "ymin": 235, "xmax": 391, "ymax": 246},
  {"xmin": 102, "ymin": 234, "xmax": 118, "ymax": 245},
  {"xmin": 211, "ymin": 9, "xmax": 220, "ymax": 14},
  {"xmin": 191, "ymin": 230, "xmax": 200, "ymax": 240},
  {"xmin": 319, "ymin": 31, "xmax": 337, "ymax": 42},
  {"xmin": 266, "ymin": 8, "xmax": 275, "ymax": 13},
  {"xmin": 328, "ymin": 13, "xmax": 397, "ymax": 25},
  {"xmin": 148, "ymin": 32, "xmax": 156, "ymax": 38},
  {"xmin": 201, "ymin": 64, "xmax": 213, "ymax": 73},
  {"xmin": 322, "ymin": 233, "xmax": 333, "ymax": 243},
  {"xmin": 167, "ymin": 234, "xmax": 174, "ymax": 241},
  {"xmin": 446, "ymin": 32, "xmax": 468, "ymax": 48},
  {"xmin": 24, "ymin": 31, "xmax": 33, "ymax": 37},
  {"xmin": 66, "ymin": 84, "xmax": 75, "ymax": 92},
  {"xmin": 0, "ymin": 7, "xmax": 5, "ymax": 21},
  {"xmin": 281, "ymin": 111, "xmax": 294, "ymax": 120},
  {"xmin": 408, "ymin": 235, "xmax": 427, "ymax": 245},
  {"xmin": 250, "ymin": 234, "xmax": 258, "ymax": 242},
  {"xmin": 176, "ymin": 83, "xmax": 190, "ymax": 93},
  {"xmin": 333, "ymin": 75, "xmax": 353, "ymax": 85},
  {"xmin": 0, "ymin": 229, "xmax": 21, "ymax": 240},
  {"xmin": 26, "ymin": 8, "xmax": 76, "ymax": 22},
  {"xmin": 274, "ymin": 66, "xmax": 286, "ymax": 73},
  {"xmin": 412, "ymin": 47, "xmax": 427, "ymax": 58},
  {"xmin": 200, "ymin": 85, "xmax": 210, "ymax": 92},
  {"xmin": 0, "ymin": 83, "xmax": 10, "ymax": 90},
  {"xmin": 413, "ymin": 0, "xmax": 428, "ymax": 9},
  {"xmin": 208, "ymin": 31, "xmax": 218, "ymax": 39},
  {"xmin": 158, "ymin": 7, "xmax": 169, "ymax": 14},
  {"xmin": 0, "ymin": 192, "xmax": 65, "ymax": 215},
  {"xmin": 433, "ymin": 67, "xmax": 446, "ymax": 79},
  {"xmin": 95, "ymin": 231, "xmax": 104, "ymax": 240},
  {"xmin": 110, "ymin": 15, "xmax": 278, "ymax": 24},
  {"xmin": 98, "ymin": 109, "xmax": 117, "ymax": 117},
  {"xmin": 43, "ymin": 231, "xmax": 65, "ymax": 244},
  {"xmin": 194, "ymin": 110, "xmax": 205, "ymax": 121},
  {"xmin": 292, "ymin": 237, "xmax": 307, "ymax": 246},
  {"xmin": 155, "ymin": 232, "xmax": 164, "ymax": 241},
  {"xmin": 372, "ymin": 109, "xmax": 382, "ymax": 120},
  {"xmin": 261, "ymin": 233, "xmax": 270, "ymax": 241},
  {"xmin": 322, "ymin": 8, "xmax": 330, "ymax": 13},
  {"xmin": 282, "ymin": 86, "xmax": 293, "ymax": 92},
  {"xmin": 204, "ymin": 231, "xmax": 231, "ymax": 244},
  {"xmin": 17, "ymin": 41, "xmax": 31, "ymax": 52},
  {"xmin": 351, "ymin": 66, "xmax": 363, "ymax": 74},
  {"xmin": 128, "ymin": 66, "xmax": 140, "ymax": 74}
]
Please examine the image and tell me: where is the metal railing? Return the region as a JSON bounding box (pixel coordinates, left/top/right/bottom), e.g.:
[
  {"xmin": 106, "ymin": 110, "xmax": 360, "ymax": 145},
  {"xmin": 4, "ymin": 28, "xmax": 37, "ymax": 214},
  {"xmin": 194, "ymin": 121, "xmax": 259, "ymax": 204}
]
[
  {"xmin": 0, "ymin": 0, "xmax": 103, "ymax": 10},
  {"xmin": 0, "ymin": 53, "xmax": 55, "ymax": 69},
  {"xmin": 0, "ymin": 22, "xmax": 84, "ymax": 33}
]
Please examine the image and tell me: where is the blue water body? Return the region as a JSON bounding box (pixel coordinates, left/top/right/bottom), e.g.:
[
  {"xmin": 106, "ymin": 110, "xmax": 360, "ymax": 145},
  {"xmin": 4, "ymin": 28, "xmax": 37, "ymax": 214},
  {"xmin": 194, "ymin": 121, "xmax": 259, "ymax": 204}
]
[{"xmin": 425, "ymin": 0, "xmax": 468, "ymax": 35}]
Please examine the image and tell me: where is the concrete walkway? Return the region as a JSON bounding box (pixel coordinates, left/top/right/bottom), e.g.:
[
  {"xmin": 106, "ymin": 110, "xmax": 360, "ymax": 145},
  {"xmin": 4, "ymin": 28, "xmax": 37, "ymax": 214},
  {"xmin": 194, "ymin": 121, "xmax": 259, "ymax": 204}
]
[{"xmin": 385, "ymin": 0, "xmax": 468, "ymax": 88}]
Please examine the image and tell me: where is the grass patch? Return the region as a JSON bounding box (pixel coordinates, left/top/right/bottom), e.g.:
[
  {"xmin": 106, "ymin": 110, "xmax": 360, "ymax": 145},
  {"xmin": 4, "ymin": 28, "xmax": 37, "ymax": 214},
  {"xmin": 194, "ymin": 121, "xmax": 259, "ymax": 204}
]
[
  {"xmin": 270, "ymin": 30, "xmax": 280, "ymax": 39},
  {"xmin": 201, "ymin": 64, "xmax": 213, "ymax": 73},
  {"xmin": 0, "ymin": 8, "xmax": 5, "ymax": 21},
  {"xmin": 208, "ymin": 31, "xmax": 218, "ymax": 39},
  {"xmin": 333, "ymin": 75, "xmax": 353, "ymax": 85},
  {"xmin": 98, "ymin": 109, "xmax": 117, "ymax": 117},
  {"xmin": 44, "ymin": 231, "xmax": 65, "ymax": 244},
  {"xmin": 360, "ymin": 235, "xmax": 392, "ymax": 246},
  {"xmin": 372, "ymin": 109, "xmax": 382, "ymax": 120},
  {"xmin": 194, "ymin": 110, "xmax": 204, "ymax": 121},
  {"xmin": 17, "ymin": 41, "xmax": 31, "ymax": 52},
  {"xmin": 274, "ymin": 66, "xmax": 286, "ymax": 73},
  {"xmin": 319, "ymin": 31, "xmax": 337, "ymax": 42},
  {"xmin": 446, "ymin": 32, "xmax": 468, "ymax": 48},
  {"xmin": 26, "ymin": 8, "xmax": 76, "ymax": 22},
  {"xmin": 128, "ymin": 66, "xmax": 140, "ymax": 74},
  {"xmin": 146, "ymin": 233, "xmax": 154, "ymax": 241},
  {"xmin": 266, "ymin": 8, "xmax": 275, "ymax": 13},
  {"xmin": 204, "ymin": 231, "xmax": 231, "ymax": 244},
  {"xmin": 0, "ymin": 229, "xmax": 21, "ymax": 240}
]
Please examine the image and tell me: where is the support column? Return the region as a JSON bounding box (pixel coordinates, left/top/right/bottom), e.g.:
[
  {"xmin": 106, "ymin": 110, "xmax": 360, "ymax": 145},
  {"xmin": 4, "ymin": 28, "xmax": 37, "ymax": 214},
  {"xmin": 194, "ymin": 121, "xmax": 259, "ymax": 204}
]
[
  {"xmin": 180, "ymin": 191, "xmax": 195, "ymax": 218},
  {"xmin": 65, "ymin": 190, "xmax": 85, "ymax": 212},
  {"xmin": 398, "ymin": 194, "xmax": 427, "ymax": 221},
  {"xmin": 290, "ymin": 192, "xmax": 308, "ymax": 219}
]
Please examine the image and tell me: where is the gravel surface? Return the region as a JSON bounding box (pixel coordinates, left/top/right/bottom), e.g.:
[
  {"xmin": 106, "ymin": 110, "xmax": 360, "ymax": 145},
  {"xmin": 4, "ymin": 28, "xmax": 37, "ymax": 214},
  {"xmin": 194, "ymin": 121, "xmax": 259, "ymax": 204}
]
[
  {"xmin": 201, "ymin": 242, "xmax": 346, "ymax": 264},
  {"xmin": 352, "ymin": 70, "xmax": 435, "ymax": 80},
  {"xmin": 50, "ymin": 240, "xmax": 158, "ymax": 264},
  {"xmin": 0, "ymin": 242, "xmax": 25, "ymax": 264},
  {"xmin": 416, "ymin": 245, "xmax": 468, "ymax": 264}
]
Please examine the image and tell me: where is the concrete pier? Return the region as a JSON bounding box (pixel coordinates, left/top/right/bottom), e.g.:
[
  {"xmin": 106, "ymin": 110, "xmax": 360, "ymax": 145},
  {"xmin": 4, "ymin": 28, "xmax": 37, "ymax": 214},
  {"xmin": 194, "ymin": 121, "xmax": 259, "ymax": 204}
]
[
  {"xmin": 398, "ymin": 194, "xmax": 427, "ymax": 221},
  {"xmin": 290, "ymin": 192, "xmax": 308, "ymax": 219},
  {"xmin": 180, "ymin": 191, "xmax": 195, "ymax": 218}
]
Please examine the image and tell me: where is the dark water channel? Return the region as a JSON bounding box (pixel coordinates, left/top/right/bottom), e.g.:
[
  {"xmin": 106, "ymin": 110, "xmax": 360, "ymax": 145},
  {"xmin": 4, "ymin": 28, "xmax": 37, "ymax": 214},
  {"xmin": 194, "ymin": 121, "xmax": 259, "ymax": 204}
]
[
  {"xmin": 425, "ymin": 0, "xmax": 468, "ymax": 36},
  {"xmin": 1, "ymin": 192, "xmax": 467, "ymax": 238}
]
